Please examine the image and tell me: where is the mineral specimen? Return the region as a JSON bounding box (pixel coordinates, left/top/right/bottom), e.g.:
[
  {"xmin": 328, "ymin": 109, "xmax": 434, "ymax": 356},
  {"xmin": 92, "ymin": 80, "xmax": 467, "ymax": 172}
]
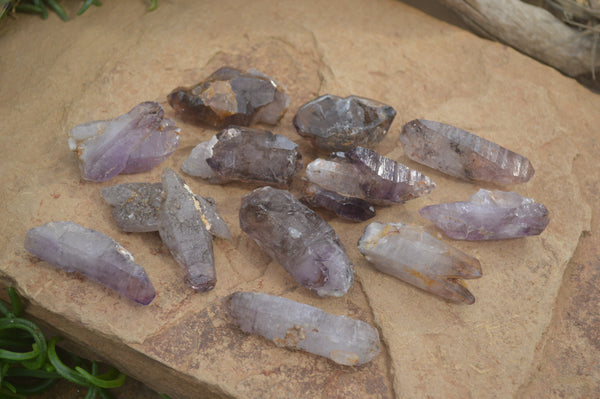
[
  {"xmin": 24, "ymin": 221, "xmax": 156, "ymax": 305},
  {"xmin": 167, "ymin": 67, "xmax": 290, "ymax": 128},
  {"xmin": 301, "ymin": 183, "xmax": 376, "ymax": 222},
  {"xmin": 101, "ymin": 182, "xmax": 231, "ymax": 239},
  {"xmin": 159, "ymin": 168, "xmax": 216, "ymax": 291},
  {"xmin": 228, "ymin": 292, "xmax": 381, "ymax": 365},
  {"xmin": 305, "ymin": 146, "xmax": 436, "ymax": 205},
  {"xmin": 182, "ymin": 126, "xmax": 302, "ymax": 187},
  {"xmin": 293, "ymin": 94, "xmax": 397, "ymax": 152},
  {"xmin": 358, "ymin": 222, "xmax": 482, "ymax": 304},
  {"xmin": 239, "ymin": 187, "xmax": 354, "ymax": 297},
  {"xmin": 419, "ymin": 189, "xmax": 550, "ymax": 240},
  {"xmin": 68, "ymin": 102, "xmax": 180, "ymax": 182},
  {"xmin": 399, "ymin": 119, "xmax": 534, "ymax": 184}
]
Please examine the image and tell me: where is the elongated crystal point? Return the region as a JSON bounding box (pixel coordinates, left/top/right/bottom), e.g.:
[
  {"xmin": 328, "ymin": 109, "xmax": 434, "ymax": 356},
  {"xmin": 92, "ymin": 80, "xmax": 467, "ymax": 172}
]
[
  {"xmin": 301, "ymin": 183, "xmax": 376, "ymax": 222},
  {"xmin": 239, "ymin": 187, "xmax": 354, "ymax": 297},
  {"xmin": 182, "ymin": 126, "xmax": 302, "ymax": 186},
  {"xmin": 68, "ymin": 102, "xmax": 180, "ymax": 182},
  {"xmin": 168, "ymin": 67, "xmax": 289, "ymax": 128},
  {"xmin": 159, "ymin": 168, "xmax": 216, "ymax": 291},
  {"xmin": 306, "ymin": 146, "xmax": 436, "ymax": 205},
  {"xmin": 358, "ymin": 222, "xmax": 481, "ymax": 304},
  {"xmin": 228, "ymin": 292, "xmax": 381, "ymax": 365},
  {"xmin": 24, "ymin": 221, "xmax": 156, "ymax": 305},
  {"xmin": 293, "ymin": 94, "xmax": 396, "ymax": 152},
  {"xmin": 400, "ymin": 119, "xmax": 534, "ymax": 184},
  {"xmin": 420, "ymin": 189, "xmax": 550, "ymax": 240}
]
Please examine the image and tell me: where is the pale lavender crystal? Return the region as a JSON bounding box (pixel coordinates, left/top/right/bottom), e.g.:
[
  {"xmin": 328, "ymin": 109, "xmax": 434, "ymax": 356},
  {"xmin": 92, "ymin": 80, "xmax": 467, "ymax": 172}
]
[
  {"xmin": 293, "ymin": 94, "xmax": 396, "ymax": 152},
  {"xmin": 24, "ymin": 221, "xmax": 156, "ymax": 305},
  {"xmin": 182, "ymin": 126, "xmax": 302, "ymax": 187},
  {"xmin": 228, "ymin": 292, "xmax": 381, "ymax": 365},
  {"xmin": 358, "ymin": 222, "xmax": 482, "ymax": 304},
  {"xmin": 419, "ymin": 189, "xmax": 550, "ymax": 240},
  {"xmin": 306, "ymin": 146, "xmax": 436, "ymax": 205},
  {"xmin": 159, "ymin": 168, "xmax": 216, "ymax": 291},
  {"xmin": 68, "ymin": 102, "xmax": 180, "ymax": 182},
  {"xmin": 101, "ymin": 182, "xmax": 231, "ymax": 239},
  {"xmin": 400, "ymin": 119, "xmax": 534, "ymax": 184},
  {"xmin": 301, "ymin": 183, "xmax": 376, "ymax": 222},
  {"xmin": 239, "ymin": 187, "xmax": 354, "ymax": 297}
]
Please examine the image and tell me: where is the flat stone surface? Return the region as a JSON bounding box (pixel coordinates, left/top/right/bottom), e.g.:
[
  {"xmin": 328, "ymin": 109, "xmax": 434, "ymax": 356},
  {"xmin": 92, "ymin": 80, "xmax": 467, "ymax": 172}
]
[{"xmin": 0, "ymin": 0, "xmax": 597, "ymax": 398}]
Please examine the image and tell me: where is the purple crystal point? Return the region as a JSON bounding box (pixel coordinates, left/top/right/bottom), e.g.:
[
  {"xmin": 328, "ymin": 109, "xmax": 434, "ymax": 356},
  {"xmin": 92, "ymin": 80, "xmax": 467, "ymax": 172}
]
[
  {"xmin": 239, "ymin": 187, "xmax": 354, "ymax": 297},
  {"xmin": 68, "ymin": 102, "xmax": 180, "ymax": 182},
  {"xmin": 419, "ymin": 189, "xmax": 550, "ymax": 240},
  {"xmin": 358, "ymin": 222, "xmax": 481, "ymax": 304},
  {"xmin": 400, "ymin": 119, "xmax": 534, "ymax": 184},
  {"xmin": 293, "ymin": 94, "xmax": 396, "ymax": 152},
  {"xmin": 182, "ymin": 126, "xmax": 302, "ymax": 187},
  {"xmin": 167, "ymin": 67, "xmax": 290, "ymax": 128},
  {"xmin": 301, "ymin": 183, "xmax": 376, "ymax": 222},
  {"xmin": 24, "ymin": 221, "xmax": 156, "ymax": 305},
  {"xmin": 228, "ymin": 292, "xmax": 381, "ymax": 365},
  {"xmin": 159, "ymin": 168, "xmax": 216, "ymax": 291},
  {"xmin": 306, "ymin": 146, "xmax": 436, "ymax": 205}
]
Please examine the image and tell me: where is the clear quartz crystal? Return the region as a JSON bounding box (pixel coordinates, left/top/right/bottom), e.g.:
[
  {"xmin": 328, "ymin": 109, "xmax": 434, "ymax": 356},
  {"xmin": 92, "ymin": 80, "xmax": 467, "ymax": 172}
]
[
  {"xmin": 239, "ymin": 187, "xmax": 354, "ymax": 297},
  {"xmin": 419, "ymin": 189, "xmax": 550, "ymax": 240},
  {"xmin": 24, "ymin": 221, "xmax": 156, "ymax": 305},
  {"xmin": 400, "ymin": 119, "xmax": 534, "ymax": 184},
  {"xmin": 358, "ymin": 222, "xmax": 482, "ymax": 304},
  {"xmin": 228, "ymin": 292, "xmax": 381, "ymax": 365}
]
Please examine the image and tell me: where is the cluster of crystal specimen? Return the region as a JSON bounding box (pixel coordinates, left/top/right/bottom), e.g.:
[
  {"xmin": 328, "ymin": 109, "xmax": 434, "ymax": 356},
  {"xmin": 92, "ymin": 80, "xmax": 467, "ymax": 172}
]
[
  {"xmin": 167, "ymin": 67, "xmax": 290, "ymax": 128},
  {"xmin": 159, "ymin": 168, "xmax": 218, "ymax": 291},
  {"xmin": 306, "ymin": 146, "xmax": 436, "ymax": 206},
  {"xmin": 301, "ymin": 183, "xmax": 376, "ymax": 222},
  {"xmin": 420, "ymin": 189, "xmax": 550, "ymax": 240},
  {"xmin": 68, "ymin": 102, "xmax": 180, "ymax": 182},
  {"xmin": 24, "ymin": 221, "xmax": 156, "ymax": 305},
  {"xmin": 293, "ymin": 94, "xmax": 396, "ymax": 152},
  {"xmin": 400, "ymin": 119, "xmax": 534, "ymax": 184},
  {"xmin": 239, "ymin": 187, "xmax": 354, "ymax": 297},
  {"xmin": 101, "ymin": 182, "xmax": 230, "ymax": 239},
  {"xmin": 182, "ymin": 126, "xmax": 302, "ymax": 187},
  {"xmin": 358, "ymin": 222, "xmax": 482, "ymax": 304},
  {"xmin": 228, "ymin": 292, "xmax": 381, "ymax": 365}
]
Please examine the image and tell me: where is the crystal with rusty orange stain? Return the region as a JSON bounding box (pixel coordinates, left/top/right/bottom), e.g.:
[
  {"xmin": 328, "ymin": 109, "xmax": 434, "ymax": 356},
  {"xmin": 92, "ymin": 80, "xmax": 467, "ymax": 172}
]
[{"xmin": 358, "ymin": 222, "xmax": 482, "ymax": 304}]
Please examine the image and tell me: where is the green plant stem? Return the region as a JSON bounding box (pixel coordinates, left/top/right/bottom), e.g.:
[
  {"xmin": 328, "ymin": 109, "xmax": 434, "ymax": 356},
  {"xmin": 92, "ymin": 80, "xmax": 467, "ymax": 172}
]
[
  {"xmin": 149, "ymin": 0, "xmax": 157, "ymax": 11},
  {"xmin": 44, "ymin": 0, "xmax": 67, "ymax": 21}
]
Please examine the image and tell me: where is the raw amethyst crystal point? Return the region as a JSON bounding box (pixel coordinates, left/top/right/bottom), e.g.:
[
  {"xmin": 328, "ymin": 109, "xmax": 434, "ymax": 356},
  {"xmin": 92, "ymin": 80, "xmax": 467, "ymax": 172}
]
[
  {"xmin": 306, "ymin": 146, "xmax": 436, "ymax": 205},
  {"xmin": 159, "ymin": 168, "xmax": 216, "ymax": 291},
  {"xmin": 293, "ymin": 94, "xmax": 396, "ymax": 152},
  {"xmin": 400, "ymin": 119, "xmax": 534, "ymax": 184},
  {"xmin": 358, "ymin": 222, "xmax": 481, "ymax": 304},
  {"xmin": 101, "ymin": 183, "xmax": 163, "ymax": 232},
  {"xmin": 182, "ymin": 126, "xmax": 302, "ymax": 187},
  {"xmin": 239, "ymin": 187, "xmax": 354, "ymax": 297},
  {"xmin": 228, "ymin": 292, "xmax": 381, "ymax": 365},
  {"xmin": 301, "ymin": 183, "xmax": 376, "ymax": 222},
  {"xmin": 419, "ymin": 189, "xmax": 550, "ymax": 240},
  {"xmin": 24, "ymin": 221, "xmax": 156, "ymax": 305},
  {"xmin": 167, "ymin": 67, "xmax": 290, "ymax": 128},
  {"xmin": 68, "ymin": 102, "xmax": 180, "ymax": 182}
]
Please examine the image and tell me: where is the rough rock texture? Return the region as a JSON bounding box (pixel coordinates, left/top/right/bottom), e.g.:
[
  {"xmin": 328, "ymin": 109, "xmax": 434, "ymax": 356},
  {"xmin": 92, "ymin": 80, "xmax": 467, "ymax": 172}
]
[
  {"xmin": 228, "ymin": 292, "xmax": 381, "ymax": 366},
  {"xmin": 420, "ymin": 189, "xmax": 550, "ymax": 240},
  {"xmin": 168, "ymin": 67, "xmax": 290, "ymax": 128},
  {"xmin": 68, "ymin": 102, "xmax": 180, "ymax": 182},
  {"xmin": 159, "ymin": 169, "xmax": 216, "ymax": 291},
  {"xmin": 24, "ymin": 221, "xmax": 155, "ymax": 305},
  {"xmin": 182, "ymin": 126, "xmax": 302, "ymax": 186},
  {"xmin": 301, "ymin": 183, "xmax": 376, "ymax": 222},
  {"xmin": 239, "ymin": 187, "xmax": 354, "ymax": 297},
  {"xmin": 358, "ymin": 222, "xmax": 482, "ymax": 304},
  {"xmin": 1, "ymin": 0, "xmax": 597, "ymax": 398},
  {"xmin": 306, "ymin": 146, "xmax": 436, "ymax": 205},
  {"xmin": 400, "ymin": 119, "xmax": 534, "ymax": 184},
  {"xmin": 293, "ymin": 94, "xmax": 396, "ymax": 151}
]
